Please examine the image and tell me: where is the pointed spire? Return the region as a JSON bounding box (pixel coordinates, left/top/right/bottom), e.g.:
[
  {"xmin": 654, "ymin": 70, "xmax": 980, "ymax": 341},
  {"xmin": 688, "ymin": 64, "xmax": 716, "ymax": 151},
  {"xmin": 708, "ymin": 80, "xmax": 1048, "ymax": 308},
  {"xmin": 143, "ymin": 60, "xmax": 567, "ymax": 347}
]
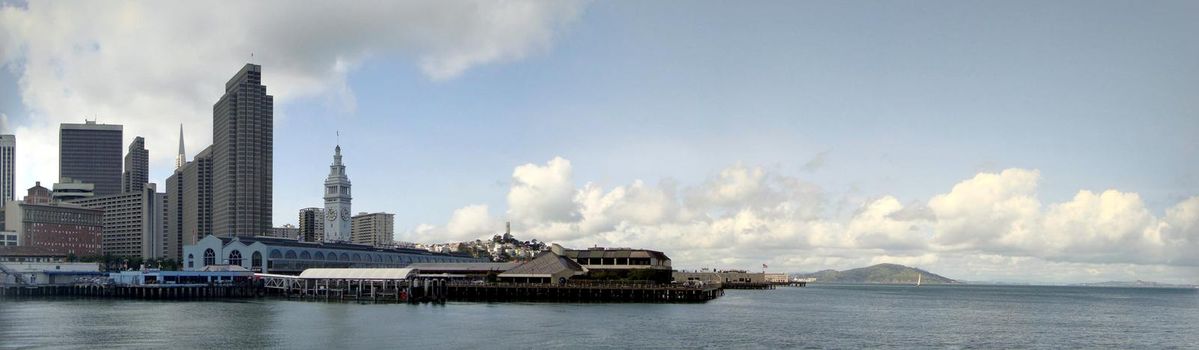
[{"xmin": 175, "ymin": 124, "xmax": 187, "ymax": 169}]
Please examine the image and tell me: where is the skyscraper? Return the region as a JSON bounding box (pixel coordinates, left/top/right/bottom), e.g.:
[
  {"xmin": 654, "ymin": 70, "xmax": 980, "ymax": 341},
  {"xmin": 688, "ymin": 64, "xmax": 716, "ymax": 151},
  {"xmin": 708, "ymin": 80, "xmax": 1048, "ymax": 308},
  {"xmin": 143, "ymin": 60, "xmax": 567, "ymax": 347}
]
[
  {"xmin": 59, "ymin": 121, "xmax": 123, "ymax": 196},
  {"xmin": 323, "ymin": 145, "xmax": 351, "ymax": 242},
  {"xmin": 212, "ymin": 63, "xmax": 273, "ymax": 237},
  {"xmin": 183, "ymin": 146, "xmax": 213, "ymax": 246},
  {"xmin": 122, "ymin": 136, "xmax": 148, "ymax": 193},
  {"xmin": 0, "ymin": 134, "xmax": 13, "ymax": 207}
]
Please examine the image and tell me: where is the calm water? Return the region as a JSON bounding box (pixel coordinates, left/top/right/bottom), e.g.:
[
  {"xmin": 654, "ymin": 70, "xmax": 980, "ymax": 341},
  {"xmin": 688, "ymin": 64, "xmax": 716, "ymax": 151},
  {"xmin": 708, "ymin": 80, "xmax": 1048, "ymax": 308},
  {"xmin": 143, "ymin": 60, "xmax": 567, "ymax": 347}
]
[{"xmin": 1, "ymin": 284, "xmax": 1196, "ymax": 349}]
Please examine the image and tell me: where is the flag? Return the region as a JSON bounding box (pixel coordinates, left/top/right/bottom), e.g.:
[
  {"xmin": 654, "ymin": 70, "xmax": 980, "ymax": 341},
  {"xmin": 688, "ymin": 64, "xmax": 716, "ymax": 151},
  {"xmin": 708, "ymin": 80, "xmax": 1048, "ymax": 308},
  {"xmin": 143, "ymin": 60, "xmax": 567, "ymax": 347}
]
[{"xmin": 762, "ymin": 264, "xmax": 768, "ymax": 269}]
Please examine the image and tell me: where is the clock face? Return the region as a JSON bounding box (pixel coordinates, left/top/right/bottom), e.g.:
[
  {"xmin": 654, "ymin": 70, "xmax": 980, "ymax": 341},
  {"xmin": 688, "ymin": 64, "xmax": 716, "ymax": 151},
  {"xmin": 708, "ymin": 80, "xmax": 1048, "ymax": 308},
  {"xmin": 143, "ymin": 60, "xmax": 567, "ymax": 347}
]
[
  {"xmin": 326, "ymin": 209, "xmax": 337, "ymax": 221},
  {"xmin": 341, "ymin": 208, "xmax": 351, "ymax": 220}
]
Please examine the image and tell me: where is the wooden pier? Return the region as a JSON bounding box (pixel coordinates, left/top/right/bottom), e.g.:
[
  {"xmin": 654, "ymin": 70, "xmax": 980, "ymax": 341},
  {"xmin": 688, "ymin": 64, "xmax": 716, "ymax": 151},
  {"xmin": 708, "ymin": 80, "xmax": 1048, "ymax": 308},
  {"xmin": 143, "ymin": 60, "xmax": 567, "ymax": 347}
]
[
  {"xmin": 447, "ymin": 283, "xmax": 724, "ymax": 302},
  {"xmin": 0, "ymin": 284, "xmax": 261, "ymax": 300}
]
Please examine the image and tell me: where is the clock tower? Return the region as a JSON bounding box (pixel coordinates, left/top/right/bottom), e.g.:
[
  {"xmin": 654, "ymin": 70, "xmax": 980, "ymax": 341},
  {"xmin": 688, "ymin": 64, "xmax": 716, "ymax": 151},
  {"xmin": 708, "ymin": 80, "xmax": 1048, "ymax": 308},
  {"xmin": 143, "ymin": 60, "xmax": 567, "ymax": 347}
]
[{"xmin": 323, "ymin": 144, "xmax": 352, "ymax": 242}]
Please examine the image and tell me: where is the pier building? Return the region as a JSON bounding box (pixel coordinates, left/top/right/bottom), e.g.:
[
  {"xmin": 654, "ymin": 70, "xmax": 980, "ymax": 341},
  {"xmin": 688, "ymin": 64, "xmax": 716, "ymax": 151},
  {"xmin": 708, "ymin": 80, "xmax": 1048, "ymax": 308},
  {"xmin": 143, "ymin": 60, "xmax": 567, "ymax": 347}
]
[{"xmin": 183, "ymin": 235, "xmax": 481, "ymax": 274}]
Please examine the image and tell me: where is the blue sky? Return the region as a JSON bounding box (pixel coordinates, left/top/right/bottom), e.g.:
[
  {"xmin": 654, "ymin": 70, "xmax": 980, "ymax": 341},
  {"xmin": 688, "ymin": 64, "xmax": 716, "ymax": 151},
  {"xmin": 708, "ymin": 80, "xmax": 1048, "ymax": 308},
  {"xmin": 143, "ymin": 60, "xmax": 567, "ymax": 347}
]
[{"xmin": 2, "ymin": 1, "xmax": 1197, "ymax": 282}]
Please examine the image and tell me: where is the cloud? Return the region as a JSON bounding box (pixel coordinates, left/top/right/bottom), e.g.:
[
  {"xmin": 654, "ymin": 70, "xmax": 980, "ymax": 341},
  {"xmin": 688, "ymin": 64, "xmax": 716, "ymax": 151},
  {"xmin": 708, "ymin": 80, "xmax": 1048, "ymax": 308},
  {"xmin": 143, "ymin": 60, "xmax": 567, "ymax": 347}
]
[
  {"xmin": 0, "ymin": 0, "xmax": 585, "ymax": 188},
  {"xmin": 401, "ymin": 158, "xmax": 1199, "ymax": 283},
  {"xmin": 801, "ymin": 150, "xmax": 829, "ymax": 172}
]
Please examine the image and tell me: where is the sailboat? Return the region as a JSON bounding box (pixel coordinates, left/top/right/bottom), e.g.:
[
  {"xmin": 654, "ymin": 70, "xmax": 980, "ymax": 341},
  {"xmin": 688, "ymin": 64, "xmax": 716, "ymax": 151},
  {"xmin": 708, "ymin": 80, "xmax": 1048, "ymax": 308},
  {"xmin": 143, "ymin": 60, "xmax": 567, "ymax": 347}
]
[{"xmin": 916, "ymin": 273, "xmax": 922, "ymax": 287}]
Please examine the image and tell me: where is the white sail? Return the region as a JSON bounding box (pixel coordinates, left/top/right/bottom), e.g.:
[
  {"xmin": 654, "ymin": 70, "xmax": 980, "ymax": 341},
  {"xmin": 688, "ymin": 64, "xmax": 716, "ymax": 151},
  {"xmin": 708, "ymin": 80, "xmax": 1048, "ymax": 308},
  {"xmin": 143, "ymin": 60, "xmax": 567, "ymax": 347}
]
[{"xmin": 916, "ymin": 273, "xmax": 922, "ymax": 286}]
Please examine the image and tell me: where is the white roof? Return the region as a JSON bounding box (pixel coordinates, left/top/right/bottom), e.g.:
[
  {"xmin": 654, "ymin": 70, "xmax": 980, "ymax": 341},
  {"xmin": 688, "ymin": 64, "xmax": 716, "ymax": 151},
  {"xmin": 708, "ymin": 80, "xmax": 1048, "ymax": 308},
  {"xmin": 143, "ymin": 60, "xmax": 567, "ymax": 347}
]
[{"xmin": 298, "ymin": 268, "xmax": 416, "ymax": 280}]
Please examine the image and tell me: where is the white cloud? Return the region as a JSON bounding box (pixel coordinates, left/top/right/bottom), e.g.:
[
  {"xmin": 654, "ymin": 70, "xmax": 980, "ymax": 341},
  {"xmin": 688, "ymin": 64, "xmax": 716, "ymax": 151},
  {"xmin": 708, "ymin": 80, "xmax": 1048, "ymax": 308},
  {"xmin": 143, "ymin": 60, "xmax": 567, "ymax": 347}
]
[
  {"xmin": 401, "ymin": 159, "xmax": 1199, "ymax": 284},
  {"xmin": 0, "ymin": 0, "xmax": 585, "ymax": 188}
]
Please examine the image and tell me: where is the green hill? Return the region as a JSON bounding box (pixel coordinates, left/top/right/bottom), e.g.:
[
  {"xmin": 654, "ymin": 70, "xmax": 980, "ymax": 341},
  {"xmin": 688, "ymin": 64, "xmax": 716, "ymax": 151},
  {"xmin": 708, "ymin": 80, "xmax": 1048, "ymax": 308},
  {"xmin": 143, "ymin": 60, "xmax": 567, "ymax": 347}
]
[{"xmin": 794, "ymin": 263, "xmax": 957, "ymax": 284}]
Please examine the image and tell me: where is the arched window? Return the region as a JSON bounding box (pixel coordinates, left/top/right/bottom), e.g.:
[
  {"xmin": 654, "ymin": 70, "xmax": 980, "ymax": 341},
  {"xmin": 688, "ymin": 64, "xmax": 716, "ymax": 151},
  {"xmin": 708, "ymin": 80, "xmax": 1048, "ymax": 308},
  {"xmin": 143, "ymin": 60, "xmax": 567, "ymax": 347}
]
[
  {"xmin": 229, "ymin": 250, "xmax": 243, "ymax": 266},
  {"xmin": 270, "ymin": 250, "xmax": 282, "ymax": 259},
  {"xmin": 252, "ymin": 251, "xmax": 262, "ymax": 268},
  {"xmin": 300, "ymin": 251, "xmax": 311, "ymax": 260},
  {"xmin": 285, "ymin": 250, "xmax": 297, "ymax": 260},
  {"xmin": 364, "ymin": 254, "xmax": 373, "ymax": 262},
  {"xmin": 352, "ymin": 253, "xmax": 361, "ymax": 262},
  {"xmin": 328, "ymin": 252, "xmax": 338, "ymax": 261},
  {"xmin": 315, "ymin": 251, "xmax": 325, "ymax": 260},
  {"xmin": 203, "ymin": 249, "xmax": 215, "ymax": 266},
  {"xmin": 340, "ymin": 253, "xmax": 349, "ymax": 261},
  {"xmin": 187, "ymin": 254, "xmax": 194, "ymax": 268}
]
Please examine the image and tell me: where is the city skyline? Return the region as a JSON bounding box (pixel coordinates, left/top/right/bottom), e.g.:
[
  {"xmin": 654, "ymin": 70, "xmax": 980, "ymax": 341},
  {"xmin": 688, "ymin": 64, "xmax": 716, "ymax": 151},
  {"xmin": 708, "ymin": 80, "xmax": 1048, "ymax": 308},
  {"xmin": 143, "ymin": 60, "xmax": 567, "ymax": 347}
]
[{"xmin": 1, "ymin": 1, "xmax": 1197, "ymax": 284}]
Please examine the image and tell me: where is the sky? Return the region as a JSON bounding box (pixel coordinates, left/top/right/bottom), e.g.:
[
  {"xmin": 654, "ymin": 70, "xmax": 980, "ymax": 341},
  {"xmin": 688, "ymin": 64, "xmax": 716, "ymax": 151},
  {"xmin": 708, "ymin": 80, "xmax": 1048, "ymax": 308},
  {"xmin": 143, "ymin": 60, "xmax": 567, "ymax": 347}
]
[{"xmin": 1, "ymin": 0, "xmax": 1197, "ymax": 284}]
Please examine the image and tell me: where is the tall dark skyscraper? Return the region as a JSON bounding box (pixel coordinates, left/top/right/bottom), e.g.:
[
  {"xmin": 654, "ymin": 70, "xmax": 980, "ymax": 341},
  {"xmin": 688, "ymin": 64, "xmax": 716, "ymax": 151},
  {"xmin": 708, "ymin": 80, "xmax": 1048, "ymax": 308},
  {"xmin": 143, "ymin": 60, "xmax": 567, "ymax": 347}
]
[
  {"xmin": 60, "ymin": 121, "xmax": 123, "ymax": 196},
  {"xmin": 212, "ymin": 63, "xmax": 273, "ymax": 237},
  {"xmin": 122, "ymin": 136, "xmax": 148, "ymax": 193},
  {"xmin": 0, "ymin": 134, "xmax": 13, "ymax": 207}
]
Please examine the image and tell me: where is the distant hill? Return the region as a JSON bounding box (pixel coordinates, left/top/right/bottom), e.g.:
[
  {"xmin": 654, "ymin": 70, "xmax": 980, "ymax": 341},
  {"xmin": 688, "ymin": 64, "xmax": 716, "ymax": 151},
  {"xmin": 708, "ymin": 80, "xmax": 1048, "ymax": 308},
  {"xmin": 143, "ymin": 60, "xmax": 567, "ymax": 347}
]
[{"xmin": 794, "ymin": 264, "xmax": 957, "ymax": 284}]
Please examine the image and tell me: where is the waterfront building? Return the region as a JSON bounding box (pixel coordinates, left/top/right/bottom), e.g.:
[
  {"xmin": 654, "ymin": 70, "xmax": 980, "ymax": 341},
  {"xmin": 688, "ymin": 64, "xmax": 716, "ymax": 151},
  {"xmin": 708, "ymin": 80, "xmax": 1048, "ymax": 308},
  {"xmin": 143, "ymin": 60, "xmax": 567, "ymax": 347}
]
[
  {"xmin": 351, "ymin": 212, "xmax": 392, "ymax": 247},
  {"xmin": 50, "ymin": 177, "xmax": 95, "ymax": 202},
  {"xmin": 497, "ymin": 251, "xmax": 586, "ymax": 284},
  {"xmin": 673, "ymin": 270, "xmax": 767, "ymax": 284},
  {"xmin": 0, "ymin": 134, "xmax": 13, "ymax": 208},
  {"xmin": 183, "ymin": 235, "xmax": 480, "ymax": 274},
  {"xmin": 323, "ymin": 145, "xmax": 351, "ymax": 242},
  {"xmin": 69, "ymin": 184, "xmax": 164, "ymax": 259},
  {"xmin": 550, "ymin": 243, "xmax": 673, "ymax": 283},
  {"xmin": 121, "ymin": 136, "xmax": 149, "ymax": 193},
  {"xmin": 59, "ymin": 121, "xmax": 123, "ymax": 196},
  {"xmin": 212, "ymin": 63, "xmax": 274, "ymax": 237},
  {"xmin": 267, "ymin": 224, "xmax": 300, "ymax": 239},
  {"xmin": 4, "ymin": 187, "xmax": 103, "ymax": 256},
  {"xmin": 298, "ymin": 207, "xmax": 324, "ymax": 242},
  {"xmin": 0, "ymin": 247, "xmax": 103, "ymax": 285}
]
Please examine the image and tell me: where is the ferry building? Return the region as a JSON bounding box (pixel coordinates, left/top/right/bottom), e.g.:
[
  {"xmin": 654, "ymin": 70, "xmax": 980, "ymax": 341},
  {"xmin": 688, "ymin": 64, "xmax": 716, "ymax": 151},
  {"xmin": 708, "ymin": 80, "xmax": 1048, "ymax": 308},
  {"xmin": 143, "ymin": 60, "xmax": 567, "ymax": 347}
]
[{"xmin": 183, "ymin": 235, "xmax": 479, "ymax": 274}]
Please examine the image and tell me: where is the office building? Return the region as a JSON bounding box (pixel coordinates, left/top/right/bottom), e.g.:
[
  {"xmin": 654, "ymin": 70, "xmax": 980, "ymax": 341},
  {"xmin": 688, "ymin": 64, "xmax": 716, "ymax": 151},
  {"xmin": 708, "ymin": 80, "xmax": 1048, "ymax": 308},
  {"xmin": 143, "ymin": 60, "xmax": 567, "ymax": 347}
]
[
  {"xmin": 268, "ymin": 224, "xmax": 300, "ymax": 239},
  {"xmin": 212, "ymin": 63, "xmax": 274, "ymax": 237},
  {"xmin": 0, "ymin": 135, "xmax": 13, "ymax": 208},
  {"xmin": 323, "ymin": 145, "xmax": 351, "ymax": 242},
  {"xmin": 122, "ymin": 136, "xmax": 148, "ymax": 193},
  {"xmin": 70, "ymin": 184, "xmax": 164, "ymax": 259},
  {"xmin": 59, "ymin": 121, "xmax": 123, "ymax": 196},
  {"xmin": 175, "ymin": 124, "xmax": 186, "ymax": 169},
  {"xmin": 298, "ymin": 207, "xmax": 324, "ymax": 242},
  {"xmin": 183, "ymin": 146, "xmax": 214, "ymax": 247},
  {"xmin": 5, "ymin": 184, "xmax": 103, "ymax": 256},
  {"xmin": 23, "ymin": 181, "xmax": 50, "ymax": 205},
  {"xmin": 51, "ymin": 177, "xmax": 95, "ymax": 202},
  {"xmin": 351, "ymin": 212, "xmax": 394, "ymax": 248}
]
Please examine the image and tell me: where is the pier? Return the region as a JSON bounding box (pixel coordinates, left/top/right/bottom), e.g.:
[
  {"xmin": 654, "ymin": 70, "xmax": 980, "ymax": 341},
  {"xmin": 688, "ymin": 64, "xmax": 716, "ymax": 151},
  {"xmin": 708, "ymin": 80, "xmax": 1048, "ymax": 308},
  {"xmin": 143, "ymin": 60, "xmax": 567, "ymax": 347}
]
[{"xmin": 0, "ymin": 283, "xmax": 260, "ymax": 300}]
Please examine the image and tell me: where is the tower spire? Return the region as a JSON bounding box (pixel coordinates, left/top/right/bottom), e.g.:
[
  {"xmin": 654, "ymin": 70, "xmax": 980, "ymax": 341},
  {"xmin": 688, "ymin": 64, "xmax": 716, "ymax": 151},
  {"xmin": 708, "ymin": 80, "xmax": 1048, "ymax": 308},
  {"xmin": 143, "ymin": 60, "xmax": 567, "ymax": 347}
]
[{"xmin": 175, "ymin": 124, "xmax": 186, "ymax": 169}]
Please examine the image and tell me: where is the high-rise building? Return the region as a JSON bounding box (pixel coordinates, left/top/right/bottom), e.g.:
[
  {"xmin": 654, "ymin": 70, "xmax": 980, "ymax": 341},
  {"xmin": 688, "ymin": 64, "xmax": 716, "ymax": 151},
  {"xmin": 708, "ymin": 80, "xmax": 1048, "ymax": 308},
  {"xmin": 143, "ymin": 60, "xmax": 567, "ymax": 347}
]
[
  {"xmin": 182, "ymin": 146, "xmax": 213, "ymax": 247},
  {"xmin": 323, "ymin": 145, "xmax": 351, "ymax": 242},
  {"xmin": 351, "ymin": 212, "xmax": 394, "ymax": 248},
  {"xmin": 0, "ymin": 135, "xmax": 14, "ymax": 207},
  {"xmin": 212, "ymin": 63, "xmax": 274, "ymax": 237},
  {"xmin": 164, "ymin": 129, "xmax": 188, "ymax": 261},
  {"xmin": 122, "ymin": 136, "xmax": 148, "ymax": 193},
  {"xmin": 70, "ymin": 184, "xmax": 163, "ymax": 259},
  {"xmin": 59, "ymin": 121, "xmax": 123, "ymax": 196},
  {"xmin": 298, "ymin": 207, "xmax": 325, "ymax": 242}
]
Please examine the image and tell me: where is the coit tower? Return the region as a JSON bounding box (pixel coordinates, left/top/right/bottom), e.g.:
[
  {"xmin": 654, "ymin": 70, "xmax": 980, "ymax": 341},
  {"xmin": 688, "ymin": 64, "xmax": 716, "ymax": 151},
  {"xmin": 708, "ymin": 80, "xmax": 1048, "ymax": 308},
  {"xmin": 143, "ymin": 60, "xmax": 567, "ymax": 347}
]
[{"xmin": 323, "ymin": 144, "xmax": 351, "ymax": 242}]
